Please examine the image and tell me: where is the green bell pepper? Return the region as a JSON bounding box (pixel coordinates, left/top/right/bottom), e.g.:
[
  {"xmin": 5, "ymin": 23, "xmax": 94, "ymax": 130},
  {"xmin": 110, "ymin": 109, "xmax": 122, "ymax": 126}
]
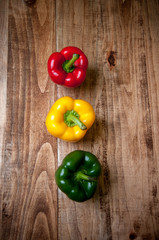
[{"xmin": 55, "ymin": 150, "xmax": 101, "ymax": 202}]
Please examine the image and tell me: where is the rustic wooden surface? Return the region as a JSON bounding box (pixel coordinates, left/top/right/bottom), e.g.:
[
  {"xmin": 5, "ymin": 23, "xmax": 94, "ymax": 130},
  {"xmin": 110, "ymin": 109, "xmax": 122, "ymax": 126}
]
[{"xmin": 0, "ymin": 0, "xmax": 159, "ymax": 239}]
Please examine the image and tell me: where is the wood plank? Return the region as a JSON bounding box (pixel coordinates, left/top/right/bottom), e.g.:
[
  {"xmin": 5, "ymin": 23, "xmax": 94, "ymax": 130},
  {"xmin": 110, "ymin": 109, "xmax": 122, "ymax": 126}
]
[
  {"xmin": 56, "ymin": 0, "xmax": 159, "ymax": 239},
  {"xmin": 0, "ymin": 0, "xmax": 58, "ymax": 239},
  {"xmin": 0, "ymin": 1, "xmax": 8, "ymax": 240},
  {"xmin": 56, "ymin": 1, "xmax": 113, "ymax": 239}
]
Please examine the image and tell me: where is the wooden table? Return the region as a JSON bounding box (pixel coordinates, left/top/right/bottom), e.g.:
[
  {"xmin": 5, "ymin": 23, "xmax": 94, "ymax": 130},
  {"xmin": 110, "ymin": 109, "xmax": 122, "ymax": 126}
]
[{"xmin": 1, "ymin": 0, "xmax": 159, "ymax": 239}]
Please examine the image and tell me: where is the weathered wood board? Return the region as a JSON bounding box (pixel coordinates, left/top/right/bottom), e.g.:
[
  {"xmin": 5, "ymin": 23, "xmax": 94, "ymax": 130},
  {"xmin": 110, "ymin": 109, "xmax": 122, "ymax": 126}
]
[{"xmin": 0, "ymin": 0, "xmax": 159, "ymax": 239}]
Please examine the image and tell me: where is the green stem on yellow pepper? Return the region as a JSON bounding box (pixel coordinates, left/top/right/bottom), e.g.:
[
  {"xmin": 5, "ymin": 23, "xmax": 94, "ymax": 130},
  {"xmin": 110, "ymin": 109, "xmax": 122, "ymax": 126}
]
[{"xmin": 64, "ymin": 110, "xmax": 87, "ymax": 130}]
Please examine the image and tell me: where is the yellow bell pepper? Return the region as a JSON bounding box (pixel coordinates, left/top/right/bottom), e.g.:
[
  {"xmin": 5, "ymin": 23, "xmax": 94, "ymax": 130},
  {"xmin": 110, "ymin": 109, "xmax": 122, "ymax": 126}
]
[{"xmin": 45, "ymin": 96, "xmax": 95, "ymax": 142}]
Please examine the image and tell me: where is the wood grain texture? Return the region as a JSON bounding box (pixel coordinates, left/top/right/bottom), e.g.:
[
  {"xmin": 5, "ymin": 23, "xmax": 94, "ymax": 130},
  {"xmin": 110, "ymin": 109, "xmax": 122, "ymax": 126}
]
[
  {"xmin": 0, "ymin": 0, "xmax": 159, "ymax": 239},
  {"xmin": 0, "ymin": 1, "xmax": 8, "ymax": 240},
  {"xmin": 1, "ymin": 0, "xmax": 57, "ymax": 239}
]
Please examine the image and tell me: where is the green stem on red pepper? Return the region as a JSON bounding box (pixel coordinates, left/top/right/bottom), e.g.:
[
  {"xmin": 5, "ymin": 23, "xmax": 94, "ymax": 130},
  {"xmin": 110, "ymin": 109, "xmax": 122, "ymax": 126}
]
[{"xmin": 62, "ymin": 54, "xmax": 80, "ymax": 73}]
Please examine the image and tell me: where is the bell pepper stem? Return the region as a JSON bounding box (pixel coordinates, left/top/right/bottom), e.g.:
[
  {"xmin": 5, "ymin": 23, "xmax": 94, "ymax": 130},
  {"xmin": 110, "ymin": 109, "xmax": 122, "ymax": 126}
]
[
  {"xmin": 65, "ymin": 54, "xmax": 79, "ymax": 69},
  {"xmin": 67, "ymin": 114, "xmax": 87, "ymax": 130},
  {"xmin": 63, "ymin": 54, "xmax": 80, "ymax": 73},
  {"xmin": 75, "ymin": 171, "xmax": 96, "ymax": 181},
  {"xmin": 64, "ymin": 110, "xmax": 87, "ymax": 130}
]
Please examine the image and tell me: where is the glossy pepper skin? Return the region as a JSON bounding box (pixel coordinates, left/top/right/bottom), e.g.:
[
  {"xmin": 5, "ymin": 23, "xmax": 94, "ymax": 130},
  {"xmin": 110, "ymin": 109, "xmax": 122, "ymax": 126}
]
[
  {"xmin": 45, "ymin": 96, "xmax": 95, "ymax": 142},
  {"xmin": 48, "ymin": 46, "xmax": 88, "ymax": 87},
  {"xmin": 55, "ymin": 150, "xmax": 101, "ymax": 202}
]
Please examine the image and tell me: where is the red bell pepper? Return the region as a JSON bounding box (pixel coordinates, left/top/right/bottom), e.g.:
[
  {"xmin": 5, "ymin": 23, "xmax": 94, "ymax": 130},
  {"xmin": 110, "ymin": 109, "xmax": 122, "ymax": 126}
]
[{"xmin": 48, "ymin": 46, "xmax": 88, "ymax": 88}]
